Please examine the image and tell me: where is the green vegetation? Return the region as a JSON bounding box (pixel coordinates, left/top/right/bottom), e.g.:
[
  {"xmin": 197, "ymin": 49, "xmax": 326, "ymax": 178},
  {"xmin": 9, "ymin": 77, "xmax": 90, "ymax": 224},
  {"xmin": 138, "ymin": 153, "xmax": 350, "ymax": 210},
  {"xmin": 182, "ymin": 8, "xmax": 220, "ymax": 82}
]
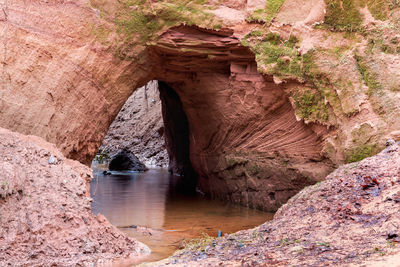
[
  {"xmin": 365, "ymin": 0, "xmax": 389, "ymax": 20},
  {"xmin": 367, "ymin": 36, "xmax": 400, "ymax": 55},
  {"xmin": 91, "ymin": 24, "xmax": 112, "ymax": 45},
  {"xmin": 95, "ymin": 150, "xmax": 110, "ymax": 164},
  {"xmin": 90, "ymin": 0, "xmax": 221, "ymax": 59},
  {"xmin": 323, "ymin": 0, "xmax": 363, "ymax": 32},
  {"xmin": 354, "ymin": 53, "xmax": 381, "ymax": 96},
  {"xmin": 292, "ymin": 89, "xmax": 330, "ymax": 122},
  {"xmin": 247, "ymin": 0, "xmax": 286, "ymax": 24},
  {"xmin": 316, "ymin": 241, "xmax": 331, "ymax": 247},
  {"xmin": 323, "ymin": 0, "xmax": 399, "ymax": 30},
  {"xmin": 114, "ymin": 0, "xmax": 217, "ymax": 41},
  {"xmin": 353, "ymin": 52, "xmax": 388, "ymax": 115},
  {"xmin": 345, "ymin": 143, "xmax": 377, "ymax": 163},
  {"xmin": 180, "ymin": 233, "xmax": 215, "ymax": 252},
  {"xmin": 242, "ymin": 30, "xmax": 335, "ymax": 123},
  {"xmin": 363, "ymin": 0, "xmax": 400, "ymax": 21},
  {"xmin": 245, "ymin": 32, "xmax": 304, "ymax": 79}
]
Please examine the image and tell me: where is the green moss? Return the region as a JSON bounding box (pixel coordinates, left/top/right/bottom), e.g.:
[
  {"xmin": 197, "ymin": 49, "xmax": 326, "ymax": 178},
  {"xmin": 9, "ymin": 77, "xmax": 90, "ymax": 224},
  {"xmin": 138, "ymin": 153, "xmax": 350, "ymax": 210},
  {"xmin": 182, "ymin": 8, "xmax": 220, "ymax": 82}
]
[
  {"xmin": 345, "ymin": 144, "xmax": 377, "ymax": 163},
  {"xmin": 245, "ymin": 32, "xmax": 303, "ymax": 79},
  {"xmin": 242, "ymin": 30, "xmax": 337, "ymax": 123},
  {"xmin": 91, "ymin": 0, "xmax": 221, "ymax": 60},
  {"xmin": 114, "ymin": 7, "xmax": 158, "ymax": 43},
  {"xmin": 213, "ymin": 23, "xmax": 222, "ymax": 29},
  {"xmin": 264, "ymin": 0, "xmax": 286, "ymax": 20},
  {"xmin": 248, "ymin": 30, "xmax": 264, "ymax": 37},
  {"xmin": 292, "ymin": 89, "xmax": 330, "ymax": 122},
  {"xmin": 247, "ymin": 9, "xmax": 267, "ymax": 23},
  {"xmin": 324, "ymin": 0, "xmax": 363, "ymax": 32},
  {"xmin": 364, "ymin": 0, "xmax": 400, "ymax": 21},
  {"xmin": 354, "ymin": 53, "xmax": 382, "ymax": 96},
  {"xmin": 180, "ymin": 233, "xmax": 215, "ymax": 252},
  {"xmin": 367, "ymin": 37, "xmax": 400, "ymax": 55},
  {"xmin": 91, "ymin": 24, "xmax": 112, "ymax": 45},
  {"xmin": 247, "ymin": 0, "xmax": 286, "ymax": 24},
  {"xmin": 366, "ymin": 0, "xmax": 389, "ymax": 20},
  {"xmin": 286, "ymin": 35, "xmax": 299, "ymax": 48}
]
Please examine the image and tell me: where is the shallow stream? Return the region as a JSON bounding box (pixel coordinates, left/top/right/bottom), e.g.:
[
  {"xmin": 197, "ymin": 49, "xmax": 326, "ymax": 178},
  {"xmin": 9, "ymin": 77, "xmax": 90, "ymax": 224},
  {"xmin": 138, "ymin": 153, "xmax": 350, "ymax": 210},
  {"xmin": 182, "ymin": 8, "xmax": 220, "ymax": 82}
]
[{"xmin": 90, "ymin": 166, "xmax": 274, "ymax": 264}]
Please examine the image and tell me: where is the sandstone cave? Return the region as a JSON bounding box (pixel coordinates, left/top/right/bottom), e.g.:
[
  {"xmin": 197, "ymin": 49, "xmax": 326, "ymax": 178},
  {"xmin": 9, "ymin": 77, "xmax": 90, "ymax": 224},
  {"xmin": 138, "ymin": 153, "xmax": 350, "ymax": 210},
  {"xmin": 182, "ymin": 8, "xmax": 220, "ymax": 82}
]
[{"xmin": 4, "ymin": 0, "xmax": 400, "ymax": 265}]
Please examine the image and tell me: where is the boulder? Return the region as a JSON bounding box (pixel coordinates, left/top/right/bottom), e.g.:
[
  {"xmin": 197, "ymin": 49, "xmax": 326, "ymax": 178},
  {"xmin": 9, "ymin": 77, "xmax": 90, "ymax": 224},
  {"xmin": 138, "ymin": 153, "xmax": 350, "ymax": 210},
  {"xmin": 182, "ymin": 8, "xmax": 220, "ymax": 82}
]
[{"xmin": 109, "ymin": 149, "xmax": 148, "ymax": 172}]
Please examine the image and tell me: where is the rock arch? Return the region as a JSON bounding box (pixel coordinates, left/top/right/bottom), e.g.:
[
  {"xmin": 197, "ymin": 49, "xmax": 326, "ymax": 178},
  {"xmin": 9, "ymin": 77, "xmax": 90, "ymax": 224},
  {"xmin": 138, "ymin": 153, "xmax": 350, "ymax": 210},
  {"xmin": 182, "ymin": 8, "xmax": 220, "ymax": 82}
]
[{"xmin": 0, "ymin": 3, "xmax": 332, "ymax": 210}]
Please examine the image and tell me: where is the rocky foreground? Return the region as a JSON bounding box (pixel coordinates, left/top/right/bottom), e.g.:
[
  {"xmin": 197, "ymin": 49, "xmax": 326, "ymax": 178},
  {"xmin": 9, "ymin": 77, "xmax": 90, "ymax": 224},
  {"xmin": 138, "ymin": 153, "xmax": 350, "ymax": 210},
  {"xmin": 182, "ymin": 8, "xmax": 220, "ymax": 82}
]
[
  {"xmin": 155, "ymin": 141, "xmax": 400, "ymax": 266},
  {"xmin": 0, "ymin": 127, "xmax": 149, "ymax": 266},
  {"xmin": 2, "ymin": 127, "xmax": 400, "ymax": 266}
]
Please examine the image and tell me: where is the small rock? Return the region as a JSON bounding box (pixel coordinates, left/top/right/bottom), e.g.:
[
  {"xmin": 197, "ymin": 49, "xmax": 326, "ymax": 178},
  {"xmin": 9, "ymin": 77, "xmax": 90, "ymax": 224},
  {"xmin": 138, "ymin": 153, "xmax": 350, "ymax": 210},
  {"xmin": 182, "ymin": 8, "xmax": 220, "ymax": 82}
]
[
  {"xmin": 387, "ymin": 233, "xmax": 398, "ymax": 240},
  {"xmin": 48, "ymin": 155, "xmax": 56, "ymax": 164},
  {"xmin": 273, "ymin": 76, "xmax": 283, "ymax": 85},
  {"xmin": 386, "ymin": 139, "xmax": 395, "ymax": 147},
  {"xmin": 290, "ymin": 245, "xmax": 303, "ymax": 253}
]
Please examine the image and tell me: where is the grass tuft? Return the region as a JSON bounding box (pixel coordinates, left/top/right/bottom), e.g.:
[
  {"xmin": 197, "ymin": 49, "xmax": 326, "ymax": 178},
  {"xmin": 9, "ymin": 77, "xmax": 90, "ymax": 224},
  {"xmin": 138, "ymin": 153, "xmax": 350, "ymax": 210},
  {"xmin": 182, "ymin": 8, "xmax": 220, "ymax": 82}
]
[
  {"xmin": 247, "ymin": 0, "xmax": 285, "ymax": 24},
  {"xmin": 180, "ymin": 233, "xmax": 215, "ymax": 252}
]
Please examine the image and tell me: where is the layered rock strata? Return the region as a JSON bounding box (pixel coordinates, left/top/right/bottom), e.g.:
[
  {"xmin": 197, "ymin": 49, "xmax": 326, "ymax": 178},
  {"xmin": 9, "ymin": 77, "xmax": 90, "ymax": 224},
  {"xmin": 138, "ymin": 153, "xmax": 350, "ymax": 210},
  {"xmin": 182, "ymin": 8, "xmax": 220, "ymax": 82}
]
[{"xmin": 150, "ymin": 26, "xmax": 332, "ymax": 210}]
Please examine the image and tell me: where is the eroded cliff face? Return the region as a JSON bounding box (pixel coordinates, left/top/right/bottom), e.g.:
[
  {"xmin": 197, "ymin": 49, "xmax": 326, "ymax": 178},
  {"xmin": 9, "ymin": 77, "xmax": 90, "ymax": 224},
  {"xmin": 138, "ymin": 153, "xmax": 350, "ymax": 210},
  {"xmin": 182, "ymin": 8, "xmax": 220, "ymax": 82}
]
[{"xmin": 2, "ymin": 0, "xmax": 400, "ymax": 211}]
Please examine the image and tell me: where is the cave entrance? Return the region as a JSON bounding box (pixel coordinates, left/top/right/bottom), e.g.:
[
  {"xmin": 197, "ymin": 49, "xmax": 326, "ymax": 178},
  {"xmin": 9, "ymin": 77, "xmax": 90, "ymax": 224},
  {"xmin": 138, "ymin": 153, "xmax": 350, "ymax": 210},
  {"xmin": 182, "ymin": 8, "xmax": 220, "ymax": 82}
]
[{"xmin": 94, "ymin": 80, "xmax": 197, "ymax": 194}]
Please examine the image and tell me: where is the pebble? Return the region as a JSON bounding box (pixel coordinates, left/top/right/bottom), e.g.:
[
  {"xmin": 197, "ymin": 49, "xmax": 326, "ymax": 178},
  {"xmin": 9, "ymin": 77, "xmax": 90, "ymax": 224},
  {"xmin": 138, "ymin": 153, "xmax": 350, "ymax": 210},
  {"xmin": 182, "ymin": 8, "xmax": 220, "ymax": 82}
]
[
  {"xmin": 386, "ymin": 139, "xmax": 395, "ymax": 147},
  {"xmin": 48, "ymin": 155, "xmax": 56, "ymax": 164}
]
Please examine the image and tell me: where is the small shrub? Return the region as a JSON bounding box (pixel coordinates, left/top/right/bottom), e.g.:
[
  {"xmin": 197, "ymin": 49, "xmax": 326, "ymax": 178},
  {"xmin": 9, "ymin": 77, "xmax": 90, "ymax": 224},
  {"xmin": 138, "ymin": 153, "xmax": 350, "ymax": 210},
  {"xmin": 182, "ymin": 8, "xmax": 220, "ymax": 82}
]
[{"xmin": 181, "ymin": 233, "xmax": 215, "ymax": 252}]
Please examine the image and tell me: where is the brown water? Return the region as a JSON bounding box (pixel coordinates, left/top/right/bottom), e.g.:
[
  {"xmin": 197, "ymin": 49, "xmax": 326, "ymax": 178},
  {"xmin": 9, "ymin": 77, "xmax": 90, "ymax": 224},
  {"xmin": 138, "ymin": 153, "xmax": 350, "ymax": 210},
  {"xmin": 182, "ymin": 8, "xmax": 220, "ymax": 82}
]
[{"xmin": 90, "ymin": 167, "xmax": 274, "ymax": 263}]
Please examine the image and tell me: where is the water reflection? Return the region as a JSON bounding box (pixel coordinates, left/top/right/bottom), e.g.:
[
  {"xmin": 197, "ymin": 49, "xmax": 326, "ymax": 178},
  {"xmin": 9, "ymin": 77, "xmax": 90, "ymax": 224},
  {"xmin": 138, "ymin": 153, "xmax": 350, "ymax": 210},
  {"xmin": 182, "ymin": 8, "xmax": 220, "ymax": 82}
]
[
  {"xmin": 90, "ymin": 167, "xmax": 274, "ymax": 263},
  {"xmin": 91, "ymin": 168, "xmax": 169, "ymax": 230}
]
